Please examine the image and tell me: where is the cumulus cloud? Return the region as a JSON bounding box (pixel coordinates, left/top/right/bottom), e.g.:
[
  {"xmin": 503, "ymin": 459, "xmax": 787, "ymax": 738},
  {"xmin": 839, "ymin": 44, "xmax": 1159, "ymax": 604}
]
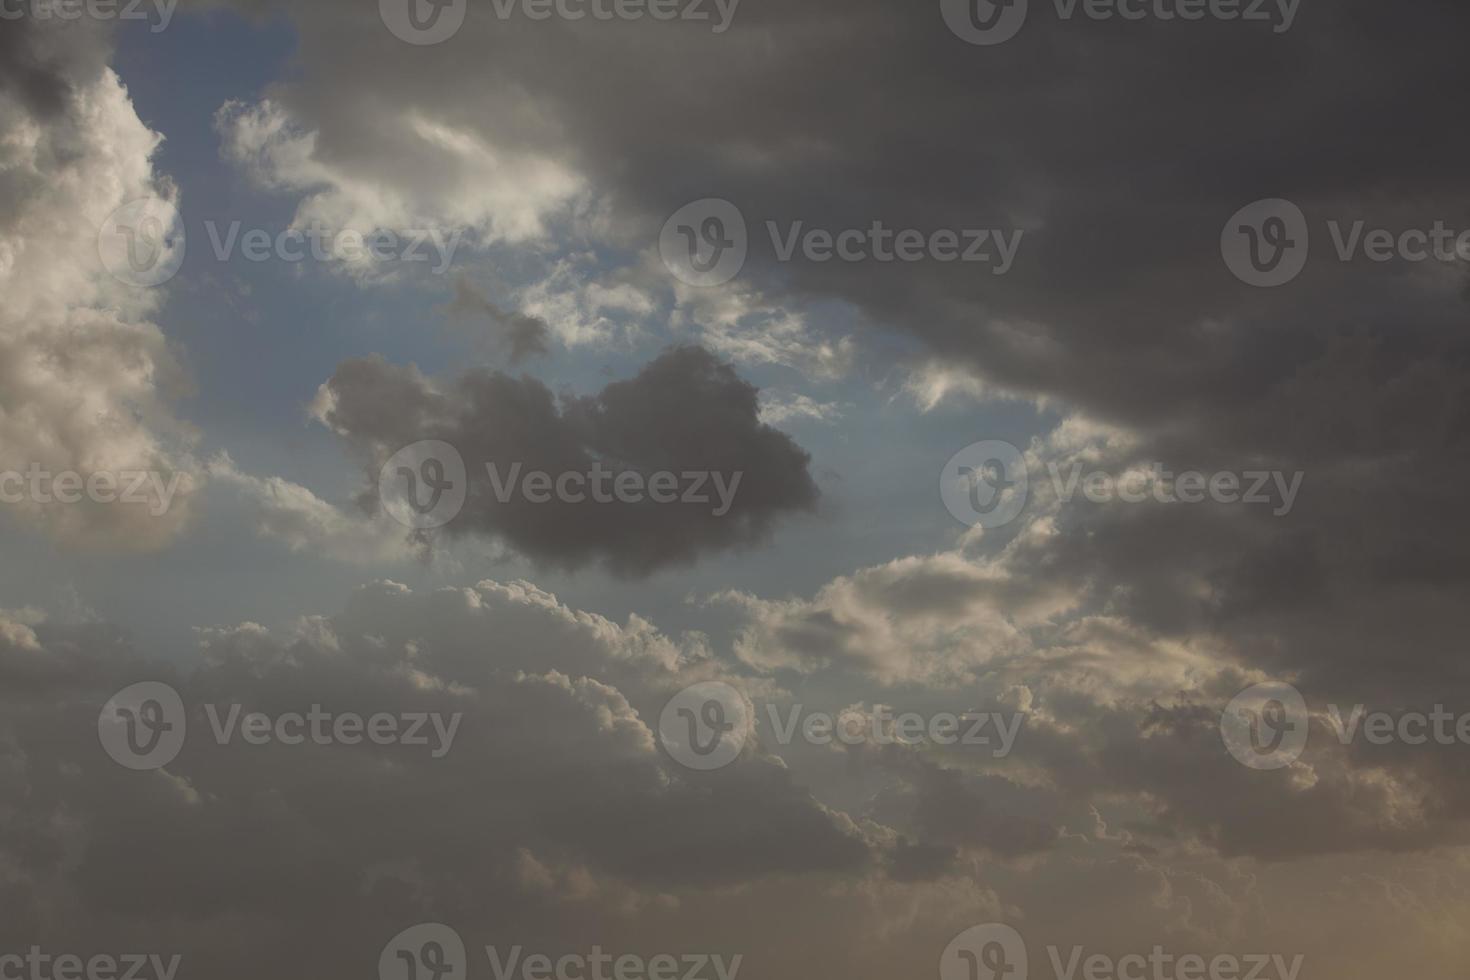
[
  {"xmin": 4, "ymin": 577, "xmax": 1470, "ymax": 978},
  {"xmin": 0, "ymin": 15, "xmax": 200, "ymax": 550},
  {"xmin": 312, "ymin": 345, "xmax": 820, "ymax": 575},
  {"xmin": 205, "ymin": 453, "xmax": 419, "ymax": 564},
  {"xmin": 0, "ymin": 581, "xmax": 888, "ymax": 977}
]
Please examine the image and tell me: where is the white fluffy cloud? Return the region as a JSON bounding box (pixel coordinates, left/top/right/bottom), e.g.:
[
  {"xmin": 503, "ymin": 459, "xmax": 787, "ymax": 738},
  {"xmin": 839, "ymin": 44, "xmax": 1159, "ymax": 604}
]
[
  {"xmin": 0, "ymin": 19, "xmax": 200, "ymax": 549},
  {"xmin": 215, "ymin": 98, "xmax": 585, "ymax": 278}
]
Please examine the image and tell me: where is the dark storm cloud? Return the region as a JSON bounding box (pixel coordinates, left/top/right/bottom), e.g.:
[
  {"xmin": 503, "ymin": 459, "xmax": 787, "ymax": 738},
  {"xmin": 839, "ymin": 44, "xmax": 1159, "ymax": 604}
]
[{"xmin": 316, "ymin": 346, "xmax": 819, "ymax": 574}]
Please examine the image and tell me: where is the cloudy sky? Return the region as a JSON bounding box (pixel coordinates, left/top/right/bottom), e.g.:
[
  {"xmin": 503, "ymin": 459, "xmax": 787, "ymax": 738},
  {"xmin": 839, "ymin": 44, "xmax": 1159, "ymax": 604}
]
[{"xmin": 2, "ymin": 1, "xmax": 1469, "ymax": 977}]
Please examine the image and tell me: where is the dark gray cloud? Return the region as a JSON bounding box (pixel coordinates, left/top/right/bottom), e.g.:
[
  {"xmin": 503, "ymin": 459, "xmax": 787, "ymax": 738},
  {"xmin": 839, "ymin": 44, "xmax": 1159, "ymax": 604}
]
[
  {"xmin": 316, "ymin": 346, "xmax": 820, "ymax": 574},
  {"xmin": 447, "ymin": 276, "xmax": 551, "ymax": 364},
  {"xmin": 0, "ymin": 584, "xmax": 881, "ymax": 978},
  {"xmin": 0, "ymin": 16, "xmax": 84, "ymax": 119}
]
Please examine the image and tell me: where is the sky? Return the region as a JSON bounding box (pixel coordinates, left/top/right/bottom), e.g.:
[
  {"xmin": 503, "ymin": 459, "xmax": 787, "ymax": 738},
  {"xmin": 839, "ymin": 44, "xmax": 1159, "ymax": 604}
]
[{"xmin": 2, "ymin": 1, "xmax": 1469, "ymax": 978}]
